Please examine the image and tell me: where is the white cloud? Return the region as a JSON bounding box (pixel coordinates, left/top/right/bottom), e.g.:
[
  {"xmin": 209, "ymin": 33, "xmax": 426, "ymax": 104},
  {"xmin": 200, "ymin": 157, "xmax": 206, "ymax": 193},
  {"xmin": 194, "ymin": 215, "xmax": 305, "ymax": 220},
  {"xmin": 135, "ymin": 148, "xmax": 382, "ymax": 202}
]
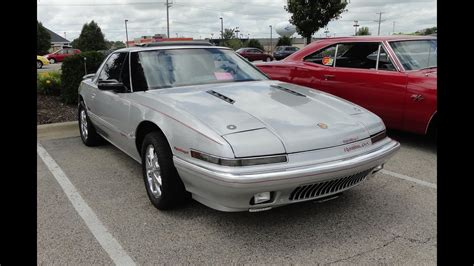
[{"xmin": 37, "ymin": 0, "xmax": 436, "ymax": 42}]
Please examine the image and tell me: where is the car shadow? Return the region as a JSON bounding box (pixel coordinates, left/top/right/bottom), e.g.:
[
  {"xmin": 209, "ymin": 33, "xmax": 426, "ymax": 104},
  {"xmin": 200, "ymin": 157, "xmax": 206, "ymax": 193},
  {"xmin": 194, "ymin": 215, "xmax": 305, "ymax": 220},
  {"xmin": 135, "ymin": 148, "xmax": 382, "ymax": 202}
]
[{"xmin": 386, "ymin": 129, "xmax": 436, "ymax": 154}]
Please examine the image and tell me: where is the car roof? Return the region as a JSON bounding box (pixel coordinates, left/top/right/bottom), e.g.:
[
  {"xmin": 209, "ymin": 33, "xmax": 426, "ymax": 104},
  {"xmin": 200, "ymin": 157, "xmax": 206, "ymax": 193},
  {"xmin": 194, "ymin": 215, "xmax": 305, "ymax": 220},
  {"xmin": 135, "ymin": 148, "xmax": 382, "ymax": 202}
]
[
  {"xmin": 114, "ymin": 43, "xmax": 231, "ymax": 53},
  {"xmin": 314, "ymin": 35, "xmax": 436, "ymax": 43}
]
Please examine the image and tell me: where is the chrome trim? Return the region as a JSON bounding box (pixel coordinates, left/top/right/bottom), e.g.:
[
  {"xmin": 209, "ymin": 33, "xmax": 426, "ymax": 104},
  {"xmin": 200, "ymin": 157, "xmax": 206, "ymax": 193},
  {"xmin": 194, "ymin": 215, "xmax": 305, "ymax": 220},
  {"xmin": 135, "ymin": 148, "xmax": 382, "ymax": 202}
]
[
  {"xmin": 174, "ymin": 139, "xmax": 400, "ymax": 185},
  {"xmin": 375, "ymin": 44, "xmax": 381, "ymax": 70},
  {"xmin": 424, "ymin": 110, "xmax": 437, "ymax": 134}
]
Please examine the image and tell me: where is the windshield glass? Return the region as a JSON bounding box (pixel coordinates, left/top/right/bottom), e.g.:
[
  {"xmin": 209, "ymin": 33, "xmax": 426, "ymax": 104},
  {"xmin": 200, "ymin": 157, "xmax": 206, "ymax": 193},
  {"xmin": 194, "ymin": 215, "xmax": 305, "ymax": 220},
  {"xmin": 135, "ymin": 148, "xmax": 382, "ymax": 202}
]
[
  {"xmin": 137, "ymin": 48, "xmax": 268, "ymax": 89},
  {"xmin": 389, "ymin": 39, "xmax": 437, "ymax": 70}
]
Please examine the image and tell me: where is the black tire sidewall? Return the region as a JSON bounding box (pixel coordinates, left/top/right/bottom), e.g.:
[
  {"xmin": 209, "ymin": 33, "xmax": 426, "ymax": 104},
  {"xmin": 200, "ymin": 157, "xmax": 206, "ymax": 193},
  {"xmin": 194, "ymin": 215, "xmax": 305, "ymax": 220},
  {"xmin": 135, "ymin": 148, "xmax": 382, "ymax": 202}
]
[{"xmin": 141, "ymin": 132, "xmax": 186, "ymax": 210}]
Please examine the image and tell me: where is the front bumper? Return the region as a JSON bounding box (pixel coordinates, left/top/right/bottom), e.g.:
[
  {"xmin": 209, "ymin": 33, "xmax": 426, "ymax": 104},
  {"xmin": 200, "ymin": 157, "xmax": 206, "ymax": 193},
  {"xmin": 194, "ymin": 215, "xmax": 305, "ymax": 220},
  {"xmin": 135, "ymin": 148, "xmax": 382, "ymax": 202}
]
[{"xmin": 174, "ymin": 138, "xmax": 400, "ymax": 212}]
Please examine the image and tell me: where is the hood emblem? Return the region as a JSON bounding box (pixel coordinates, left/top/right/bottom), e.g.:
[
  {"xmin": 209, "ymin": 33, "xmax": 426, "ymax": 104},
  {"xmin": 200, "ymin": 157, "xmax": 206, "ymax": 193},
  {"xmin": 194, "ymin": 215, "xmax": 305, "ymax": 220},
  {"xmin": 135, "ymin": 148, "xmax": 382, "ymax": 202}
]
[
  {"xmin": 227, "ymin": 125, "xmax": 237, "ymax": 130},
  {"xmin": 317, "ymin": 123, "xmax": 328, "ymax": 129}
]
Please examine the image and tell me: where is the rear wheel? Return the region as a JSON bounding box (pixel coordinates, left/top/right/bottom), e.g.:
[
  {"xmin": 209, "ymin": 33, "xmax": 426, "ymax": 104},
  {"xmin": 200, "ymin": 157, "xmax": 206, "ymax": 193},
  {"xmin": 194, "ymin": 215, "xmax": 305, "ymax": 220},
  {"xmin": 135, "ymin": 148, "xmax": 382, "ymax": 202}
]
[
  {"xmin": 37, "ymin": 60, "xmax": 43, "ymax": 69},
  {"xmin": 49, "ymin": 58, "xmax": 56, "ymax": 64},
  {"xmin": 141, "ymin": 132, "xmax": 188, "ymax": 210},
  {"xmin": 266, "ymin": 57, "xmax": 272, "ymax": 62}
]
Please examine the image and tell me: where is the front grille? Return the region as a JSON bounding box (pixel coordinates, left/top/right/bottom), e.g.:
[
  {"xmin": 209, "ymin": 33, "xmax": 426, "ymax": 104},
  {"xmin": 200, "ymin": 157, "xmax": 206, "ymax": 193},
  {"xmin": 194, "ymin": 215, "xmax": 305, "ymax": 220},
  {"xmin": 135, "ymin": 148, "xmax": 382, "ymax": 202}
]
[{"xmin": 289, "ymin": 168, "xmax": 373, "ymax": 201}]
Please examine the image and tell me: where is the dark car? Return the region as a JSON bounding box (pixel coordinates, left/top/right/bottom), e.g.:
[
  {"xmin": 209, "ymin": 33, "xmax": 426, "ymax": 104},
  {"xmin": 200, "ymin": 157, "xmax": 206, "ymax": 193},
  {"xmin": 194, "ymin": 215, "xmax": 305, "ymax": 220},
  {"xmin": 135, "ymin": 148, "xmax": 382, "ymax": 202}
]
[
  {"xmin": 273, "ymin": 46, "xmax": 299, "ymax": 60},
  {"xmin": 236, "ymin": 48, "xmax": 274, "ymax": 62}
]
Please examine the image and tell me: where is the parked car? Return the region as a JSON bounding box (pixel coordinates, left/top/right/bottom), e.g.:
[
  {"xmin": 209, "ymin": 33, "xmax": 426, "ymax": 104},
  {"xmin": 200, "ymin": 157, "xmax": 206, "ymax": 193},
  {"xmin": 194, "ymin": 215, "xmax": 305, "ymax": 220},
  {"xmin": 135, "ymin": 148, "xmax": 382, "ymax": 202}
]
[
  {"xmin": 78, "ymin": 43, "xmax": 400, "ymax": 212},
  {"xmin": 273, "ymin": 46, "xmax": 299, "ymax": 60},
  {"xmin": 37, "ymin": 55, "xmax": 49, "ymax": 69},
  {"xmin": 256, "ymin": 36, "xmax": 437, "ymax": 135},
  {"xmin": 44, "ymin": 47, "xmax": 81, "ymax": 64},
  {"xmin": 236, "ymin": 47, "xmax": 274, "ymax": 62}
]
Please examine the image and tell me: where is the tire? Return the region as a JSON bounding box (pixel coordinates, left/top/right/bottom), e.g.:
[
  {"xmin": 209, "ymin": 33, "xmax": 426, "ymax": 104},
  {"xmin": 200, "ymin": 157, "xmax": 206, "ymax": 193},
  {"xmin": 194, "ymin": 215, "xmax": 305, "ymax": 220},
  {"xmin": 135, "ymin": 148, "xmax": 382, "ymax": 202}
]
[
  {"xmin": 37, "ymin": 60, "xmax": 43, "ymax": 69},
  {"xmin": 141, "ymin": 131, "xmax": 188, "ymax": 210},
  {"xmin": 78, "ymin": 101, "xmax": 104, "ymax": 146},
  {"xmin": 49, "ymin": 58, "xmax": 56, "ymax": 64},
  {"xmin": 266, "ymin": 57, "xmax": 272, "ymax": 62}
]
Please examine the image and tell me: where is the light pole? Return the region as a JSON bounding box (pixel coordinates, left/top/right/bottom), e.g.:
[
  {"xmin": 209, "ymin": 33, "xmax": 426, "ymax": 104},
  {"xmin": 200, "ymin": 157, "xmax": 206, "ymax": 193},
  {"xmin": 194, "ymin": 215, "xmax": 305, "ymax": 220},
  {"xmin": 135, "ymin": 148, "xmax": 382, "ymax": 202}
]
[
  {"xmin": 125, "ymin": 19, "xmax": 129, "ymax": 47},
  {"xmin": 269, "ymin": 25, "xmax": 272, "ymax": 53},
  {"xmin": 220, "ymin": 17, "xmax": 223, "ymax": 39},
  {"xmin": 353, "ymin": 20, "xmax": 359, "ymax": 36},
  {"xmin": 165, "ymin": 0, "xmax": 172, "ymax": 38},
  {"xmin": 211, "ymin": 33, "xmax": 214, "ymax": 40}
]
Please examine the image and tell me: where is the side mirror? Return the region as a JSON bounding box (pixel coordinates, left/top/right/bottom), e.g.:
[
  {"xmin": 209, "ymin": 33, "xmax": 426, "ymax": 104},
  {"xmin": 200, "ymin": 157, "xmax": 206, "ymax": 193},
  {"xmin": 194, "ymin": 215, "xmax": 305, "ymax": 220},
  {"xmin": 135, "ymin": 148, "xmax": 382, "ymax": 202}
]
[
  {"xmin": 82, "ymin": 74, "xmax": 95, "ymax": 80},
  {"xmin": 98, "ymin": 79, "xmax": 126, "ymax": 93}
]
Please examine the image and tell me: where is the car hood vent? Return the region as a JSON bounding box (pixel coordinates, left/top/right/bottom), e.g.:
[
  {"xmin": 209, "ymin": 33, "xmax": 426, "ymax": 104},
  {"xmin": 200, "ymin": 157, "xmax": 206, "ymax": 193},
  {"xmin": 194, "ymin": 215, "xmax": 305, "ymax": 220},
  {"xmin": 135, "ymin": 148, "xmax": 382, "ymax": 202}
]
[
  {"xmin": 270, "ymin": 84, "xmax": 306, "ymax": 97},
  {"xmin": 207, "ymin": 90, "xmax": 235, "ymax": 104}
]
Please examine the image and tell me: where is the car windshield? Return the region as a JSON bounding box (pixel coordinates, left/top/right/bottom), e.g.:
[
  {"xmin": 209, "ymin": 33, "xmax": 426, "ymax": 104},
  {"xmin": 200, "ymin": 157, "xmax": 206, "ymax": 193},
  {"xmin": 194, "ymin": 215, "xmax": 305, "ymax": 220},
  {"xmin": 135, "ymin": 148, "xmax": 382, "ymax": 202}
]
[
  {"xmin": 389, "ymin": 39, "xmax": 437, "ymax": 70},
  {"xmin": 137, "ymin": 48, "xmax": 268, "ymax": 89},
  {"xmin": 275, "ymin": 46, "xmax": 285, "ymax": 51}
]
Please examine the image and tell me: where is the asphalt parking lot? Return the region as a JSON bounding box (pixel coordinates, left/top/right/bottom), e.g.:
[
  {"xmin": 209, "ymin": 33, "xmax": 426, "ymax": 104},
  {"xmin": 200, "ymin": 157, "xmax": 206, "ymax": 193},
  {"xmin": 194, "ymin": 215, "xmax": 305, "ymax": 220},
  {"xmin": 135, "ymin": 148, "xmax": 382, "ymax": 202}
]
[
  {"xmin": 37, "ymin": 62, "xmax": 62, "ymax": 73},
  {"xmin": 37, "ymin": 126, "xmax": 436, "ymax": 264}
]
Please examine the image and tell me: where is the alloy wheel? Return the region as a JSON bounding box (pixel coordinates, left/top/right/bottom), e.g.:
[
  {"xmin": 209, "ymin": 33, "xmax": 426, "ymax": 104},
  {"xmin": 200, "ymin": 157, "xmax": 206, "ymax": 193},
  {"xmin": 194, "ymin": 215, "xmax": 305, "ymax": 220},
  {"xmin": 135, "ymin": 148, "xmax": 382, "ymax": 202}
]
[{"xmin": 145, "ymin": 144, "xmax": 162, "ymax": 198}]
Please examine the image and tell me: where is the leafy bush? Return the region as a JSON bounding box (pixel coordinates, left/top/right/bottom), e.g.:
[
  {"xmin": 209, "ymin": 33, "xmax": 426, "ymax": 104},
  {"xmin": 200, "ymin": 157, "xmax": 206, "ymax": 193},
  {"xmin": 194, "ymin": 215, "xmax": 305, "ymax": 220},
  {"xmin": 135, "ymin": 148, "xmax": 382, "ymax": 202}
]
[
  {"xmin": 276, "ymin": 36, "xmax": 292, "ymax": 46},
  {"xmin": 37, "ymin": 71, "xmax": 61, "ymax": 96},
  {"xmin": 222, "ymin": 39, "xmax": 243, "ymax": 50},
  {"xmin": 244, "ymin": 39, "xmax": 264, "ymax": 51},
  {"xmin": 60, "ymin": 51, "xmax": 105, "ymax": 104}
]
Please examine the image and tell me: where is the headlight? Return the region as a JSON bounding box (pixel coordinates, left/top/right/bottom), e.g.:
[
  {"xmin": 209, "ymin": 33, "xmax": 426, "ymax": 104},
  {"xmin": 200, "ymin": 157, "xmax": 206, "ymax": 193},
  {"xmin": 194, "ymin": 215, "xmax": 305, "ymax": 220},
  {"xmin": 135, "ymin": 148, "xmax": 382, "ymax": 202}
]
[
  {"xmin": 190, "ymin": 150, "xmax": 287, "ymax": 167},
  {"xmin": 370, "ymin": 130, "xmax": 387, "ymax": 144}
]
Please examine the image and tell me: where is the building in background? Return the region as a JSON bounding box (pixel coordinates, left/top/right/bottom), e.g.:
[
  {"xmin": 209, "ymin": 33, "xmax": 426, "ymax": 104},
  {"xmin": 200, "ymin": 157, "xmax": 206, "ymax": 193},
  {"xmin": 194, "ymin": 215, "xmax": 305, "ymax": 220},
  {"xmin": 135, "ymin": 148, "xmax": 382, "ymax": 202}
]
[
  {"xmin": 44, "ymin": 27, "xmax": 71, "ymax": 52},
  {"xmin": 126, "ymin": 33, "xmax": 193, "ymax": 47}
]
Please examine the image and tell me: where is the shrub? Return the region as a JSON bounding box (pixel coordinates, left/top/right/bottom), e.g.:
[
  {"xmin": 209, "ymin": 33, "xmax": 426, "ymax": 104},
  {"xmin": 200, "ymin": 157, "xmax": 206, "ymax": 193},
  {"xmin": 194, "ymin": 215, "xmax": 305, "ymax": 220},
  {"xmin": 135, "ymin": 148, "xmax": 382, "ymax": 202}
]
[
  {"xmin": 37, "ymin": 71, "xmax": 61, "ymax": 96},
  {"xmin": 60, "ymin": 51, "xmax": 105, "ymax": 104}
]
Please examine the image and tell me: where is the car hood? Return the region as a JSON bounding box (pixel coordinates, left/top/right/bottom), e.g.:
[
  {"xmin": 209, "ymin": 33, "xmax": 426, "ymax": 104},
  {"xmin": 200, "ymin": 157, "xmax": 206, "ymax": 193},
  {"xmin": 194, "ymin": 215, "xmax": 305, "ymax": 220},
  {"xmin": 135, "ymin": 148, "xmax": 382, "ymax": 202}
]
[{"xmin": 145, "ymin": 80, "xmax": 381, "ymax": 154}]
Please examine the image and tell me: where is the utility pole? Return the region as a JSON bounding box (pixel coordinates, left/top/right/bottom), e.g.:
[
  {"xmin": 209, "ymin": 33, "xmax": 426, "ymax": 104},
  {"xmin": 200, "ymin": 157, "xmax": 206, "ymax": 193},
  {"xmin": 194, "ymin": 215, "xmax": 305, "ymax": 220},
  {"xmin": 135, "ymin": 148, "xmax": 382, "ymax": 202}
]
[
  {"xmin": 124, "ymin": 19, "xmax": 129, "ymax": 47},
  {"xmin": 375, "ymin": 12, "xmax": 384, "ymax": 36},
  {"xmin": 165, "ymin": 0, "xmax": 172, "ymax": 38},
  {"xmin": 392, "ymin": 21, "xmax": 396, "ymax": 35},
  {"xmin": 353, "ymin": 20, "xmax": 359, "ymax": 36},
  {"xmin": 220, "ymin": 17, "xmax": 223, "ymax": 39},
  {"xmin": 269, "ymin": 25, "xmax": 272, "ymax": 53}
]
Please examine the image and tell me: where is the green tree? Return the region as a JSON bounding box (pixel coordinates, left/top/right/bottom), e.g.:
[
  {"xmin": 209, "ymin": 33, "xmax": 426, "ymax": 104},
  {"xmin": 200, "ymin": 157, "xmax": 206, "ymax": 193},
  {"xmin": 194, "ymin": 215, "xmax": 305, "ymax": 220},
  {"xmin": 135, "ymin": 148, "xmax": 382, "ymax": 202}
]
[
  {"xmin": 356, "ymin": 26, "xmax": 371, "ymax": 36},
  {"xmin": 285, "ymin": 0, "xmax": 347, "ymax": 44},
  {"xmin": 222, "ymin": 39, "xmax": 243, "ymax": 50},
  {"xmin": 243, "ymin": 39, "xmax": 264, "ymax": 50},
  {"xmin": 37, "ymin": 21, "xmax": 51, "ymax": 55},
  {"xmin": 75, "ymin": 21, "xmax": 107, "ymax": 51},
  {"xmin": 222, "ymin": 28, "xmax": 235, "ymax": 40},
  {"xmin": 276, "ymin": 36, "xmax": 292, "ymax": 46},
  {"xmin": 70, "ymin": 38, "xmax": 79, "ymax": 48}
]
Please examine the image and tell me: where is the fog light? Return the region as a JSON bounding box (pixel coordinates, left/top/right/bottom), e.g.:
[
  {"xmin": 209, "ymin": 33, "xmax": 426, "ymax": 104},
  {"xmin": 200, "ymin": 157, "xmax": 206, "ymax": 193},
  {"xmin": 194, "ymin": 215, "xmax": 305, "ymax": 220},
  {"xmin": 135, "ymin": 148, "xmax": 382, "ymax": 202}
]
[{"xmin": 253, "ymin": 192, "xmax": 271, "ymax": 204}]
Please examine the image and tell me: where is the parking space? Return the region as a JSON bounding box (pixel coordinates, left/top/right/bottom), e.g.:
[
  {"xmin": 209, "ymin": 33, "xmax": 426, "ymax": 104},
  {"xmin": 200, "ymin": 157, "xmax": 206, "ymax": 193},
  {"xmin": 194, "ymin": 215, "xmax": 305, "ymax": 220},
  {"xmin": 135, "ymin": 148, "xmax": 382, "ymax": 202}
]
[{"xmin": 37, "ymin": 130, "xmax": 436, "ymax": 264}]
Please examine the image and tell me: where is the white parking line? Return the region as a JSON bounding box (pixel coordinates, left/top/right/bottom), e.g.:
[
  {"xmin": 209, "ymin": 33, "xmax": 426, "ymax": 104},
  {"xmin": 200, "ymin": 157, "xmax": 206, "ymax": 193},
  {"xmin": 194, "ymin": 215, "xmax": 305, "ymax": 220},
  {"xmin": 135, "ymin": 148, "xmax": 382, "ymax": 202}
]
[
  {"xmin": 37, "ymin": 143, "xmax": 136, "ymax": 266},
  {"xmin": 381, "ymin": 169, "xmax": 437, "ymax": 189}
]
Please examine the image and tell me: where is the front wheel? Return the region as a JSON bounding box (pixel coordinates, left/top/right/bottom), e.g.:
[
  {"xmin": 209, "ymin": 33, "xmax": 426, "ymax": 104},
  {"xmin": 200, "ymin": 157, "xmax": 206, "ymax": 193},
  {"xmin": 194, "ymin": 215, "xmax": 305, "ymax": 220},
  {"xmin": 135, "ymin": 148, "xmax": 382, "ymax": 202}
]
[
  {"xmin": 141, "ymin": 132, "xmax": 188, "ymax": 210},
  {"xmin": 266, "ymin": 57, "xmax": 272, "ymax": 62},
  {"xmin": 37, "ymin": 60, "xmax": 43, "ymax": 69},
  {"xmin": 78, "ymin": 102, "xmax": 104, "ymax": 146}
]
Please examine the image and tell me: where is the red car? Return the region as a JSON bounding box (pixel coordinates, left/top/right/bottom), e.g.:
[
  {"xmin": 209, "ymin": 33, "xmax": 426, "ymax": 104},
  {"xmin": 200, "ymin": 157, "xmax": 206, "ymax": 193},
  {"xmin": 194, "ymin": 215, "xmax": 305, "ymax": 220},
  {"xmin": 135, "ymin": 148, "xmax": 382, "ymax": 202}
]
[
  {"xmin": 236, "ymin": 47, "xmax": 274, "ymax": 62},
  {"xmin": 44, "ymin": 47, "xmax": 81, "ymax": 64},
  {"xmin": 256, "ymin": 36, "xmax": 437, "ymax": 135}
]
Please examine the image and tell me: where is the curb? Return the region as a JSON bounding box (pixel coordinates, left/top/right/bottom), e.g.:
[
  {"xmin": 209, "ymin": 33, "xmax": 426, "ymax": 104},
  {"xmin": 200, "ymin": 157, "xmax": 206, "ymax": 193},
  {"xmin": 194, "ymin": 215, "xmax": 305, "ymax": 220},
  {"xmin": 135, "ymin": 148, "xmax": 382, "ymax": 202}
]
[{"xmin": 38, "ymin": 121, "xmax": 79, "ymax": 140}]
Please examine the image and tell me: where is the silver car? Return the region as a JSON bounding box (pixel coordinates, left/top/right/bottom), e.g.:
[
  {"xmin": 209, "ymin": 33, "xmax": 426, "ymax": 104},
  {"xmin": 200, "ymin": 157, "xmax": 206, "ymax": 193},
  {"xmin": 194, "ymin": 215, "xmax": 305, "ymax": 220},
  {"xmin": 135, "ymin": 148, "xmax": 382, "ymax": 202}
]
[{"xmin": 78, "ymin": 43, "xmax": 400, "ymax": 212}]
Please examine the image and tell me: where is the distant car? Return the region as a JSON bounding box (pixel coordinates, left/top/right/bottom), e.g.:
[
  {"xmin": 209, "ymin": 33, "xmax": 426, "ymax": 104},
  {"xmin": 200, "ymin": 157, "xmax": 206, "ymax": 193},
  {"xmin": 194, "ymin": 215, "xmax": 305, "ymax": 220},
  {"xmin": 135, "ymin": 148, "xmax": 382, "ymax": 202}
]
[
  {"xmin": 37, "ymin": 55, "xmax": 49, "ymax": 69},
  {"xmin": 77, "ymin": 43, "xmax": 399, "ymax": 212},
  {"xmin": 44, "ymin": 48, "xmax": 81, "ymax": 64},
  {"xmin": 236, "ymin": 48, "xmax": 274, "ymax": 62},
  {"xmin": 257, "ymin": 36, "xmax": 437, "ymax": 135},
  {"xmin": 273, "ymin": 46, "xmax": 299, "ymax": 60}
]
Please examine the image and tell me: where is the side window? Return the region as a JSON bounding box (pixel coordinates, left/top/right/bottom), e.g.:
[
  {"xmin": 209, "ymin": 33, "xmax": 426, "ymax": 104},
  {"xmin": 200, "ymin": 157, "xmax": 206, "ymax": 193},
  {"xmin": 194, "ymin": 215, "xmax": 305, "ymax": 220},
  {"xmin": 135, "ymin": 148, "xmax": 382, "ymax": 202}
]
[
  {"xmin": 377, "ymin": 46, "xmax": 396, "ymax": 71},
  {"xmin": 304, "ymin": 45, "xmax": 336, "ymax": 66},
  {"xmin": 255, "ymin": 49, "xmax": 263, "ymax": 54},
  {"xmin": 98, "ymin": 53, "xmax": 127, "ymax": 81},
  {"xmin": 130, "ymin": 52, "xmax": 148, "ymax": 92},
  {"xmin": 334, "ymin": 42, "xmax": 379, "ymax": 69},
  {"xmin": 120, "ymin": 53, "xmax": 131, "ymax": 91},
  {"xmin": 67, "ymin": 49, "xmax": 75, "ymax": 55}
]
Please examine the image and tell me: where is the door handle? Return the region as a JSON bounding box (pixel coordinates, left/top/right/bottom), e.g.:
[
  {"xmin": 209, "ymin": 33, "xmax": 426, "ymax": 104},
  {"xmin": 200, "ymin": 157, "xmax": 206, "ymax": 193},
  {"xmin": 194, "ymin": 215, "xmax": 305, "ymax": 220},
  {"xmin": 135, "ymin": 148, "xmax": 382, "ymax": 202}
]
[{"xmin": 323, "ymin": 74, "xmax": 335, "ymax": 80}]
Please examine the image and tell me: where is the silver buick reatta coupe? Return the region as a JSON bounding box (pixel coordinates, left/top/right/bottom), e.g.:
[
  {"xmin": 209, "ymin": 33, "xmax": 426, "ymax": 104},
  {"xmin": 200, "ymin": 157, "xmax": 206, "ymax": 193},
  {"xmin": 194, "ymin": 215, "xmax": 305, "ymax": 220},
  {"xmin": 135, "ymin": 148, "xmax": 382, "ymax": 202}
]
[{"xmin": 78, "ymin": 42, "xmax": 400, "ymax": 212}]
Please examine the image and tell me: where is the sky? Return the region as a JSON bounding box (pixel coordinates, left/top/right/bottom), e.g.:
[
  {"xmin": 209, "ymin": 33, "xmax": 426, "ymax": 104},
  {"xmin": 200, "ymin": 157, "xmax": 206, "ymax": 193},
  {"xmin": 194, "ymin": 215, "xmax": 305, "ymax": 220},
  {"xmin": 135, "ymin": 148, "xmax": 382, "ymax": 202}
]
[{"xmin": 37, "ymin": 0, "xmax": 437, "ymax": 42}]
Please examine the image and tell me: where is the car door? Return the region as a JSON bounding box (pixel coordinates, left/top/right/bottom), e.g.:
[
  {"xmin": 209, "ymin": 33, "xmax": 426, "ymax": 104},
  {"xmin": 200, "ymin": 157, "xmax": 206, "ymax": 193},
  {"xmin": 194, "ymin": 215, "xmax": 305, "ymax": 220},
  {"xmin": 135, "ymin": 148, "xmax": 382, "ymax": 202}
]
[
  {"xmin": 254, "ymin": 49, "xmax": 265, "ymax": 61},
  {"xmin": 56, "ymin": 49, "xmax": 67, "ymax": 62},
  {"xmin": 321, "ymin": 42, "xmax": 407, "ymax": 129},
  {"xmin": 93, "ymin": 52, "xmax": 133, "ymax": 147},
  {"xmin": 291, "ymin": 44, "xmax": 337, "ymax": 94}
]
